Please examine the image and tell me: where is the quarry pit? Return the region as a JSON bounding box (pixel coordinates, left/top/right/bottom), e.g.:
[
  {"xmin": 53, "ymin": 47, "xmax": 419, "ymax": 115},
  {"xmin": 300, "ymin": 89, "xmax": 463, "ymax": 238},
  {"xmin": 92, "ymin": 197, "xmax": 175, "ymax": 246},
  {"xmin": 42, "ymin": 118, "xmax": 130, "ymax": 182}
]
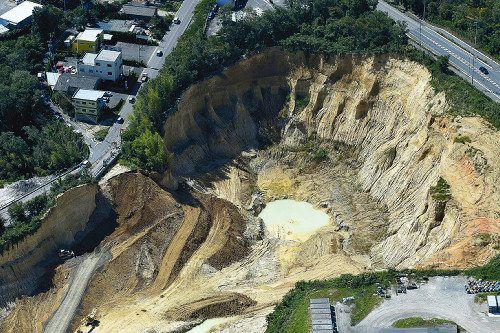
[{"xmin": 0, "ymin": 48, "xmax": 499, "ymax": 333}]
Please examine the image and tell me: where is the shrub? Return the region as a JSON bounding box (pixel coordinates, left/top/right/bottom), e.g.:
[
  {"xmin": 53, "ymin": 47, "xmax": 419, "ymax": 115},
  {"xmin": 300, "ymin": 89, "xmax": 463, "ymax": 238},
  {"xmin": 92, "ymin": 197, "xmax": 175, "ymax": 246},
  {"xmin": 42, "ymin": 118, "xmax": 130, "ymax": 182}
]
[
  {"xmin": 429, "ymin": 177, "xmax": 451, "ymax": 202},
  {"xmin": 454, "ymin": 135, "xmax": 472, "ymax": 144}
]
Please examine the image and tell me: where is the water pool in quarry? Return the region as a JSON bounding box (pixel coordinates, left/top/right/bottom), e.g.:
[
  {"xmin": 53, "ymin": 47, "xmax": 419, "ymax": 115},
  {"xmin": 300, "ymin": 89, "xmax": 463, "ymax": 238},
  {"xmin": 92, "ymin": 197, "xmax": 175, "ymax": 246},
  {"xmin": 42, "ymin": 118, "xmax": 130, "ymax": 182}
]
[{"xmin": 258, "ymin": 199, "xmax": 330, "ymax": 242}]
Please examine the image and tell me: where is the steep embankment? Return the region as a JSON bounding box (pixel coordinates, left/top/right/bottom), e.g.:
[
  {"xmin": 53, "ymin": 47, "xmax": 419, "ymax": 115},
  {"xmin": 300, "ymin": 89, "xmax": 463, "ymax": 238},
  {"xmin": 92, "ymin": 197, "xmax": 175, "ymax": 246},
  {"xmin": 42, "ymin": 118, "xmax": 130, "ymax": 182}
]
[{"xmin": 0, "ymin": 184, "xmax": 98, "ymax": 304}]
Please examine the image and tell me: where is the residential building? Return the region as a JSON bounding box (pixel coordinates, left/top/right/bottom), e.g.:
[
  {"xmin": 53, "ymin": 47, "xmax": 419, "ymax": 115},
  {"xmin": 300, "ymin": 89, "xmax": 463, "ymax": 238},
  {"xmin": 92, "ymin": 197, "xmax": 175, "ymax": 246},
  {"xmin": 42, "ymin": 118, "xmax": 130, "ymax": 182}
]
[
  {"xmin": 97, "ymin": 19, "xmax": 136, "ymax": 33},
  {"xmin": 0, "ymin": 1, "xmax": 42, "ymax": 34},
  {"xmin": 77, "ymin": 50, "xmax": 123, "ymax": 82},
  {"xmin": 53, "ymin": 73, "xmax": 101, "ymax": 96},
  {"xmin": 73, "ymin": 89, "xmax": 106, "ymax": 123},
  {"xmin": 120, "ymin": 3, "xmax": 156, "ymax": 21},
  {"xmin": 72, "ymin": 28, "xmax": 104, "ymax": 53}
]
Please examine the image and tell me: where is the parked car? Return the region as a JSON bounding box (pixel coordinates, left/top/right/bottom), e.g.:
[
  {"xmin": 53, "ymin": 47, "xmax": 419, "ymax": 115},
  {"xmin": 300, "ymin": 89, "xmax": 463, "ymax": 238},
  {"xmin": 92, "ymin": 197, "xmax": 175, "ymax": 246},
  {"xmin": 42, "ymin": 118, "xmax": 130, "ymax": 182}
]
[
  {"xmin": 141, "ymin": 73, "xmax": 149, "ymax": 82},
  {"xmin": 103, "ymin": 96, "xmax": 110, "ymax": 103},
  {"xmin": 129, "ymin": 96, "xmax": 136, "ymax": 103},
  {"xmin": 156, "ymin": 50, "xmax": 163, "ymax": 57},
  {"xmin": 82, "ymin": 160, "xmax": 90, "ymax": 167},
  {"xmin": 116, "ymin": 117, "xmax": 124, "ymax": 124},
  {"xmin": 479, "ymin": 66, "xmax": 489, "ymax": 75},
  {"xmin": 173, "ymin": 17, "xmax": 181, "ymax": 24},
  {"xmin": 104, "ymin": 91, "xmax": 113, "ymax": 97}
]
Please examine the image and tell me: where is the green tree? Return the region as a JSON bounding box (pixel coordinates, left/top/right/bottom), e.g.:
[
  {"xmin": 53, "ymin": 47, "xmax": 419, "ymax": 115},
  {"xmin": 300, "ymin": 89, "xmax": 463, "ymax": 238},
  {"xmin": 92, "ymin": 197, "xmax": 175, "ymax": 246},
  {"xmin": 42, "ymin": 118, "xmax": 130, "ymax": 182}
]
[
  {"xmin": 8, "ymin": 202, "xmax": 26, "ymax": 223},
  {"xmin": 32, "ymin": 5, "xmax": 63, "ymax": 41}
]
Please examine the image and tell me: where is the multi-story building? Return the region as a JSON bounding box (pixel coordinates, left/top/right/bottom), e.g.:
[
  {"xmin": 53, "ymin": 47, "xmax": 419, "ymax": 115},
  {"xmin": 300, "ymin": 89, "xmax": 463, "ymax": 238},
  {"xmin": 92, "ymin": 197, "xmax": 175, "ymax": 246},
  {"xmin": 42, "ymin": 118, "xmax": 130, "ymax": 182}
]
[
  {"xmin": 72, "ymin": 28, "xmax": 103, "ymax": 53},
  {"xmin": 77, "ymin": 50, "xmax": 123, "ymax": 82},
  {"xmin": 73, "ymin": 89, "xmax": 106, "ymax": 124}
]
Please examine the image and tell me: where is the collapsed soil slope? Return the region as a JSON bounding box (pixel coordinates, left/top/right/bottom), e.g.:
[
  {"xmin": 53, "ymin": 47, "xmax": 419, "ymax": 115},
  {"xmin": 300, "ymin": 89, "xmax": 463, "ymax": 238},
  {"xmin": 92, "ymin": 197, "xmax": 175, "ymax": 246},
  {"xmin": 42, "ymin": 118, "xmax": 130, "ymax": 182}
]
[{"xmin": 1, "ymin": 48, "xmax": 498, "ymax": 333}]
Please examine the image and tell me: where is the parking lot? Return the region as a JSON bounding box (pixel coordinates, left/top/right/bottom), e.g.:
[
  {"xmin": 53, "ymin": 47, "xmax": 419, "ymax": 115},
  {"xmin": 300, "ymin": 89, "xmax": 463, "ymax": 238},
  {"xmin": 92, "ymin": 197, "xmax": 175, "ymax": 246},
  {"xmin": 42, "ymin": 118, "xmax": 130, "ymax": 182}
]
[
  {"xmin": 109, "ymin": 42, "xmax": 156, "ymax": 64},
  {"xmin": 335, "ymin": 276, "xmax": 500, "ymax": 333}
]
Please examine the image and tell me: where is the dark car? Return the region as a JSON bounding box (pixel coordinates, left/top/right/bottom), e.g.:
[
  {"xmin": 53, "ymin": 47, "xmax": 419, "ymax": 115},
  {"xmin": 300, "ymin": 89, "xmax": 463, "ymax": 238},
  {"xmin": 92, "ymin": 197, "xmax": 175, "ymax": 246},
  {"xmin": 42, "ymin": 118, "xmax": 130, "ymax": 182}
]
[
  {"xmin": 117, "ymin": 117, "xmax": 124, "ymax": 124},
  {"xmin": 479, "ymin": 66, "xmax": 489, "ymax": 75},
  {"xmin": 156, "ymin": 50, "xmax": 163, "ymax": 57}
]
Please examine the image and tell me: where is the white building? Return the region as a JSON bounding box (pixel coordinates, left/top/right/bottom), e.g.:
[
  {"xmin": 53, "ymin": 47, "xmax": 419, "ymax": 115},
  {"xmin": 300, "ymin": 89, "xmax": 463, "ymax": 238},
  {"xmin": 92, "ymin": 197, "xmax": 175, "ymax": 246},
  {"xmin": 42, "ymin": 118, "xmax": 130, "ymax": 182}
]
[
  {"xmin": 73, "ymin": 89, "xmax": 106, "ymax": 123},
  {"xmin": 77, "ymin": 50, "xmax": 123, "ymax": 82},
  {"xmin": 0, "ymin": 1, "xmax": 42, "ymax": 33}
]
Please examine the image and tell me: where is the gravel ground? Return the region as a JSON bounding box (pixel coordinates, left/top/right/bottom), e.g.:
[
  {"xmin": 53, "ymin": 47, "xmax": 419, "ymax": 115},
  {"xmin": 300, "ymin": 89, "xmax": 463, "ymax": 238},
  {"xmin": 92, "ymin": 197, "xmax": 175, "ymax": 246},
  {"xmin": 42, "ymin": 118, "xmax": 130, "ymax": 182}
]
[{"xmin": 335, "ymin": 276, "xmax": 500, "ymax": 333}]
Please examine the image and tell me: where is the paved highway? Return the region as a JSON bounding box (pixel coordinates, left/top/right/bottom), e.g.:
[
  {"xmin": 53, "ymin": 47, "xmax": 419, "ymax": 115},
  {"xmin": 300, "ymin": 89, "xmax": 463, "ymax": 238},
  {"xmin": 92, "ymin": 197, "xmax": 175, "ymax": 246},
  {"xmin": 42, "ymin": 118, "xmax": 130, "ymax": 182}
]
[{"xmin": 377, "ymin": 0, "xmax": 500, "ymax": 102}]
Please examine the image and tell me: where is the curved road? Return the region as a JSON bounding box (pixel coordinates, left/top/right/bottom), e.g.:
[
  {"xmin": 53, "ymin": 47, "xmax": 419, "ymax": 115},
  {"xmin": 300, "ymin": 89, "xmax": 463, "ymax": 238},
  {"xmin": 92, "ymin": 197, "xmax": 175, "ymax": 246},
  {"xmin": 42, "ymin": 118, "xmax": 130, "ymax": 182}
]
[{"xmin": 357, "ymin": 276, "xmax": 499, "ymax": 333}]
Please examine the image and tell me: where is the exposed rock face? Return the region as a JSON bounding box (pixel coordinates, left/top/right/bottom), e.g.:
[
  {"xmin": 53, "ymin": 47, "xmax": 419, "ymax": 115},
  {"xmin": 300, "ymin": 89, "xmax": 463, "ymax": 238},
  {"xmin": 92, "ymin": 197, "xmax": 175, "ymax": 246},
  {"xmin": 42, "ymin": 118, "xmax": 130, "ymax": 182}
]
[
  {"xmin": 164, "ymin": 48, "xmax": 499, "ymax": 269},
  {"xmin": 0, "ymin": 184, "xmax": 98, "ymax": 304},
  {"xmin": 2, "ymin": 49, "xmax": 498, "ymax": 333}
]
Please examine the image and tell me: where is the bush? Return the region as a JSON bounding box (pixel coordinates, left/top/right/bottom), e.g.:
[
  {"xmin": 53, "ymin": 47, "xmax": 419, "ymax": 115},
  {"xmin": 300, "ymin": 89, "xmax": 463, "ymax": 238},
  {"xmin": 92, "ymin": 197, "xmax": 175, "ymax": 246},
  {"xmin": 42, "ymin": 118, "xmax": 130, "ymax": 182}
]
[
  {"xmin": 454, "ymin": 135, "xmax": 472, "ymax": 144},
  {"xmin": 429, "ymin": 177, "xmax": 451, "ymax": 202},
  {"xmin": 95, "ymin": 128, "xmax": 109, "ymax": 141}
]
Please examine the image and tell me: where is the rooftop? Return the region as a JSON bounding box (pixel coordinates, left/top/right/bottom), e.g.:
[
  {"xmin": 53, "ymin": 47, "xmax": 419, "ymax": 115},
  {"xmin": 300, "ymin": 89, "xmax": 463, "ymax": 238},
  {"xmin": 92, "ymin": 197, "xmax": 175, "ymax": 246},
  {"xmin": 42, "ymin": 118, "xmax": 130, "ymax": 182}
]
[
  {"xmin": 120, "ymin": 3, "xmax": 156, "ymax": 18},
  {"xmin": 75, "ymin": 28, "xmax": 103, "ymax": 42},
  {"xmin": 81, "ymin": 53, "xmax": 98, "ymax": 65},
  {"xmin": 74, "ymin": 89, "xmax": 106, "ymax": 101},
  {"xmin": 97, "ymin": 19, "xmax": 135, "ymax": 33},
  {"xmin": 0, "ymin": 1, "xmax": 42, "ymax": 25},
  {"xmin": 53, "ymin": 73, "xmax": 100, "ymax": 92},
  {"xmin": 96, "ymin": 49, "xmax": 121, "ymax": 62}
]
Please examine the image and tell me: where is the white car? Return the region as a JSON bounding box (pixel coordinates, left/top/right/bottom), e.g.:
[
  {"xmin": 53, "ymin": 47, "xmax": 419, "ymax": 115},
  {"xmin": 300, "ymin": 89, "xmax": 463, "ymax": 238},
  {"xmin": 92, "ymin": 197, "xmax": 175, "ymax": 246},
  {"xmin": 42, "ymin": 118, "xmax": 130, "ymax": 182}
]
[
  {"xmin": 173, "ymin": 17, "xmax": 181, "ymax": 24},
  {"xmin": 129, "ymin": 96, "xmax": 136, "ymax": 103}
]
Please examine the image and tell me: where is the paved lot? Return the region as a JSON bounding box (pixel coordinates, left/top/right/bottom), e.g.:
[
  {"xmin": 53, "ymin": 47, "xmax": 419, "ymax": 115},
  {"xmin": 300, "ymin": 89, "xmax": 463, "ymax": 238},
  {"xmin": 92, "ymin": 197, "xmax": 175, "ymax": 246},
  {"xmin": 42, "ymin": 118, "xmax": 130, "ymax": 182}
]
[
  {"xmin": 336, "ymin": 276, "xmax": 500, "ymax": 333},
  {"xmin": 111, "ymin": 42, "xmax": 156, "ymax": 64}
]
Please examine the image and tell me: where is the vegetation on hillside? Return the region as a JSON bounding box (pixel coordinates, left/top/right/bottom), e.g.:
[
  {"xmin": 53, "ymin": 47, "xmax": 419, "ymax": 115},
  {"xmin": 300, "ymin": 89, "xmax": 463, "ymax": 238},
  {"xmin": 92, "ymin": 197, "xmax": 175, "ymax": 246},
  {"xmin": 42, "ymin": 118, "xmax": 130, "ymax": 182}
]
[
  {"xmin": 0, "ymin": 172, "xmax": 94, "ymax": 254},
  {"xmin": 265, "ymin": 254, "xmax": 498, "ymax": 333},
  {"xmin": 123, "ymin": 0, "xmax": 499, "ymax": 171},
  {"xmin": 390, "ymin": 0, "xmax": 500, "ymax": 60}
]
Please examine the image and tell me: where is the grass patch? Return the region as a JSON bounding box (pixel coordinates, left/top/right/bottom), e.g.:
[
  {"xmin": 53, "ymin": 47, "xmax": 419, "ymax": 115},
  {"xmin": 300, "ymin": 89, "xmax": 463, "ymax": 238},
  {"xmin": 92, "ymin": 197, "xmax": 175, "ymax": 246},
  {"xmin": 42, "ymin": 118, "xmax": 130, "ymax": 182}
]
[
  {"xmin": 393, "ymin": 317, "xmax": 456, "ymax": 328},
  {"xmin": 453, "ymin": 135, "xmax": 472, "ymax": 144},
  {"xmin": 267, "ymin": 284, "xmax": 380, "ymax": 333},
  {"xmin": 429, "ymin": 177, "xmax": 451, "ymax": 202},
  {"xmin": 95, "ymin": 128, "xmax": 109, "ymax": 142},
  {"xmin": 474, "ymin": 292, "xmax": 500, "ymax": 304},
  {"xmin": 466, "ymin": 254, "xmax": 500, "ymax": 280}
]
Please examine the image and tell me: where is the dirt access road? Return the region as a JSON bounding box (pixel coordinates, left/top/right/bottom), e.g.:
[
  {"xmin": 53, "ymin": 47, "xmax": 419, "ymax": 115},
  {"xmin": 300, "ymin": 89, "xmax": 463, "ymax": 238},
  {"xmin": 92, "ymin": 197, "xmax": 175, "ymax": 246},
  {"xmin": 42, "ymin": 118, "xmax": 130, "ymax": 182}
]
[
  {"xmin": 43, "ymin": 252, "xmax": 106, "ymax": 333},
  {"xmin": 349, "ymin": 276, "xmax": 499, "ymax": 333}
]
